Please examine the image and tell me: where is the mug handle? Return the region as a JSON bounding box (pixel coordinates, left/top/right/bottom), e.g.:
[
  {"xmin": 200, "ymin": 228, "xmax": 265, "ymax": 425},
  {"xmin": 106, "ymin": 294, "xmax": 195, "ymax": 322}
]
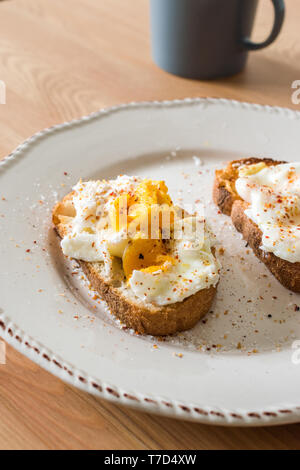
[{"xmin": 241, "ymin": 0, "xmax": 285, "ymax": 51}]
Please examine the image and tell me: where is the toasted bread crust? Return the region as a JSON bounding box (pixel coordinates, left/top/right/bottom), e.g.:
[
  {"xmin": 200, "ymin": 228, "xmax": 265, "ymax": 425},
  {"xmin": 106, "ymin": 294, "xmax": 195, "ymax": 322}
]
[
  {"xmin": 80, "ymin": 260, "xmax": 216, "ymax": 335},
  {"xmin": 231, "ymin": 200, "xmax": 300, "ymax": 292},
  {"xmin": 214, "ymin": 157, "xmax": 300, "ymax": 293},
  {"xmin": 53, "ymin": 195, "xmax": 217, "ymax": 336}
]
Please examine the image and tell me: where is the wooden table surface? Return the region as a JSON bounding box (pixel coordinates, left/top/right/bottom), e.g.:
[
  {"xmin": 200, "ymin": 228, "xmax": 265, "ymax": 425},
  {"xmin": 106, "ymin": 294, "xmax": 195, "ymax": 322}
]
[{"xmin": 1, "ymin": 0, "xmax": 300, "ymax": 450}]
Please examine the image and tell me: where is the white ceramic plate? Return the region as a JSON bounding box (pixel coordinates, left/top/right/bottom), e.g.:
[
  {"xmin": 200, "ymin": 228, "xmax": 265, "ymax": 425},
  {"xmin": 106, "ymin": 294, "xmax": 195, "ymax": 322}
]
[{"xmin": 1, "ymin": 98, "xmax": 300, "ymax": 426}]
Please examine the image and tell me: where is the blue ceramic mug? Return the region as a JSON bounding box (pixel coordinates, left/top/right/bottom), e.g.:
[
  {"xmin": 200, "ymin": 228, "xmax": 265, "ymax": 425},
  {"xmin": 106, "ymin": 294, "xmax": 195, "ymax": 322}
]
[{"xmin": 150, "ymin": 0, "xmax": 285, "ymax": 79}]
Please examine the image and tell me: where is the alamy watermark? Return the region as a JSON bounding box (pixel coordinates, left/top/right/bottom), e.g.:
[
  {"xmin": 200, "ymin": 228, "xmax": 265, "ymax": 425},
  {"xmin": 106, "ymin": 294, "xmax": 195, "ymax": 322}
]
[
  {"xmin": 0, "ymin": 340, "xmax": 6, "ymax": 365},
  {"xmin": 99, "ymin": 197, "xmax": 206, "ymax": 249},
  {"xmin": 291, "ymin": 80, "xmax": 300, "ymax": 105},
  {"xmin": 0, "ymin": 80, "xmax": 6, "ymax": 104}
]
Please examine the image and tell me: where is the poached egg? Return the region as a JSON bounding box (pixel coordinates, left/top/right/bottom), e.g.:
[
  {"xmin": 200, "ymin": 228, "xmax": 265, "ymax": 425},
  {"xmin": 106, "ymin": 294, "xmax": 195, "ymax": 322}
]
[
  {"xmin": 61, "ymin": 175, "xmax": 220, "ymax": 305},
  {"xmin": 236, "ymin": 162, "xmax": 300, "ymax": 263}
]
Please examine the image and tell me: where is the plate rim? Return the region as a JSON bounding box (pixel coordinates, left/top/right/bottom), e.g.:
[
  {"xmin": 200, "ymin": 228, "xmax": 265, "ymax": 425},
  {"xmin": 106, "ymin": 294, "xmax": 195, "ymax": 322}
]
[{"xmin": 2, "ymin": 97, "xmax": 300, "ymax": 427}]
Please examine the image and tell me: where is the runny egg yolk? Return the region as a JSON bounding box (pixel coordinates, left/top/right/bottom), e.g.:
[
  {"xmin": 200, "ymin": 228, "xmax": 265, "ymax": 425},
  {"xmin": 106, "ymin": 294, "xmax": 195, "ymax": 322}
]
[
  {"xmin": 109, "ymin": 179, "xmax": 177, "ymax": 279},
  {"xmin": 122, "ymin": 238, "xmax": 176, "ymax": 279},
  {"xmin": 109, "ymin": 179, "xmax": 173, "ymax": 233}
]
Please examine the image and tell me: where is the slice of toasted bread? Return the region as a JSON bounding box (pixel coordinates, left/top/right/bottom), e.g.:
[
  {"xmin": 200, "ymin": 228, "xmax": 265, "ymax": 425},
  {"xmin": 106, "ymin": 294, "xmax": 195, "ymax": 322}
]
[
  {"xmin": 213, "ymin": 157, "xmax": 300, "ymax": 293},
  {"xmin": 53, "ymin": 193, "xmax": 217, "ymax": 336}
]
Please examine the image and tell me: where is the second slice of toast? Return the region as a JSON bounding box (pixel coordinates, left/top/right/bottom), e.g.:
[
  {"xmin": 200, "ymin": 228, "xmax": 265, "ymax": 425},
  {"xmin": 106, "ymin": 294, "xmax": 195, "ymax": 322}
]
[{"xmin": 213, "ymin": 158, "xmax": 300, "ymax": 293}]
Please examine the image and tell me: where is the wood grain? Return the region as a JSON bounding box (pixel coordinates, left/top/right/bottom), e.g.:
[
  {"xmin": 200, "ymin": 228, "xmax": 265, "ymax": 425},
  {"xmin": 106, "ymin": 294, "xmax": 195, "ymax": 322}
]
[{"xmin": 1, "ymin": 0, "xmax": 300, "ymax": 450}]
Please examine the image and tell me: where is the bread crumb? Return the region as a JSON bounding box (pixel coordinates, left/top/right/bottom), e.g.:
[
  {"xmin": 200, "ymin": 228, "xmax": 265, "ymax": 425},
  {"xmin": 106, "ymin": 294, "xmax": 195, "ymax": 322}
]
[{"xmin": 174, "ymin": 352, "xmax": 183, "ymax": 358}]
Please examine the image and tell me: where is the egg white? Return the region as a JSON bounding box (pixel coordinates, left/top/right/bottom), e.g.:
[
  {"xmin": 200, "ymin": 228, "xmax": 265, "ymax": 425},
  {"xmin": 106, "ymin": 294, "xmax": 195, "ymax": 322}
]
[
  {"xmin": 236, "ymin": 162, "xmax": 300, "ymax": 263},
  {"xmin": 61, "ymin": 176, "xmax": 220, "ymax": 305}
]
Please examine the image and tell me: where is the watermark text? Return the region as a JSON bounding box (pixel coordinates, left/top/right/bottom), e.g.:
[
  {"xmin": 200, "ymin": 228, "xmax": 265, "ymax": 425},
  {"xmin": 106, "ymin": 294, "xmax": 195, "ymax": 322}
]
[{"xmin": 291, "ymin": 80, "xmax": 300, "ymax": 105}]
